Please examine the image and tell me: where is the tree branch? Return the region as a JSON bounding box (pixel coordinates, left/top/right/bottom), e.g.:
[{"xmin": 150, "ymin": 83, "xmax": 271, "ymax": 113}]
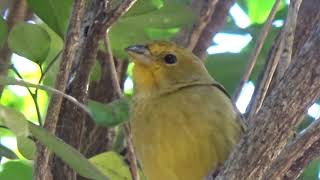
[
  {"xmin": 266, "ymin": 118, "xmax": 320, "ymax": 179},
  {"xmin": 275, "ymin": 0, "xmax": 302, "ymax": 81},
  {"xmin": 35, "ymin": 0, "xmax": 87, "ymax": 178},
  {"xmin": 43, "ymin": 0, "xmax": 137, "ymax": 179},
  {"xmin": 214, "ymin": 16, "xmax": 320, "ymax": 179},
  {"xmin": 284, "ymin": 138, "xmax": 320, "ymax": 179},
  {"xmin": 173, "ymin": 0, "xmax": 235, "ymax": 60},
  {"xmin": 0, "ymin": 0, "xmax": 28, "ymax": 97},
  {"xmin": 192, "ymin": 0, "xmax": 235, "ymax": 60},
  {"xmin": 244, "ymin": 34, "xmax": 282, "ymax": 122},
  {"xmin": 186, "ymin": 0, "xmax": 218, "ymax": 50},
  {"xmin": 232, "ymin": 0, "xmax": 282, "ymax": 102},
  {"xmin": 246, "ymin": 0, "xmax": 320, "ymax": 125}
]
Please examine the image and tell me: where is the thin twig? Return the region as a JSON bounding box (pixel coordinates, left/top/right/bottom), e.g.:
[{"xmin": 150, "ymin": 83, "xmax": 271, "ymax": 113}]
[
  {"xmin": 0, "ymin": 77, "xmax": 91, "ymax": 116},
  {"xmin": 104, "ymin": 0, "xmax": 137, "ymax": 29},
  {"xmin": 103, "ymin": 33, "xmax": 140, "ymax": 180},
  {"xmin": 38, "ymin": 51, "xmax": 62, "ymax": 85},
  {"xmin": 266, "ymin": 117, "xmax": 320, "ymax": 179},
  {"xmin": 10, "ymin": 65, "xmax": 42, "ymax": 126},
  {"xmin": 187, "ymin": 0, "xmax": 218, "ymax": 50},
  {"xmin": 246, "ymin": 33, "xmax": 283, "ymax": 123},
  {"xmin": 247, "ymin": 0, "xmax": 303, "ymax": 124},
  {"xmin": 123, "ymin": 123, "xmax": 140, "ymax": 180},
  {"xmin": 232, "ymin": 0, "xmax": 282, "ymax": 102},
  {"xmin": 32, "ymin": 51, "xmax": 62, "ymax": 125},
  {"xmin": 276, "ymin": 0, "xmax": 303, "ymax": 81}
]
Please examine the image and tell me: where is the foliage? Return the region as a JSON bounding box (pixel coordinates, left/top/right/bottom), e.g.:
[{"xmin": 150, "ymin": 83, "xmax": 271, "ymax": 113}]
[
  {"xmin": 0, "ymin": 17, "xmax": 8, "ymax": 48},
  {"xmin": 0, "ymin": 0, "xmax": 318, "ymax": 179}
]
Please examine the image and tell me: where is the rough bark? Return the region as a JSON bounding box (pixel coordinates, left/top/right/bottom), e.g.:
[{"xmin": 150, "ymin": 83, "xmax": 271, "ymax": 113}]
[
  {"xmin": 265, "ymin": 118, "xmax": 320, "ymax": 179},
  {"xmin": 284, "ymin": 139, "xmax": 320, "ymax": 179},
  {"xmin": 215, "ymin": 18, "xmax": 320, "ymax": 179},
  {"xmin": 40, "ymin": 0, "xmax": 137, "ymax": 179},
  {"xmin": 0, "ymin": 0, "xmax": 28, "ymax": 97},
  {"xmin": 192, "ymin": 0, "xmax": 235, "ymax": 60},
  {"xmin": 80, "ymin": 49, "xmax": 122, "ymax": 158},
  {"xmin": 34, "ymin": 0, "xmax": 86, "ymax": 179},
  {"xmin": 245, "ymin": 0, "xmax": 320, "ymax": 121}
]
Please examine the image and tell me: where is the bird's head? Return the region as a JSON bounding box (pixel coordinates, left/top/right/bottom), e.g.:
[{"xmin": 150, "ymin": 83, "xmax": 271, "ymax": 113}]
[{"xmin": 125, "ymin": 41, "xmax": 213, "ymax": 97}]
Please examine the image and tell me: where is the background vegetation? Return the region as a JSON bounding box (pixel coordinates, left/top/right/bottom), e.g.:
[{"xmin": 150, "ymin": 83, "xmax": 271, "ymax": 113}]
[{"xmin": 0, "ymin": 0, "xmax": 319, "ymax": 179}]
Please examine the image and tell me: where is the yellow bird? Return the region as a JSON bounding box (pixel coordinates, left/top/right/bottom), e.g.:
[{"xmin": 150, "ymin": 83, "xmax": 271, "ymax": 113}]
[{"xmin": 125, "ymin": 41, "xmax": 245, "ymax": 180}]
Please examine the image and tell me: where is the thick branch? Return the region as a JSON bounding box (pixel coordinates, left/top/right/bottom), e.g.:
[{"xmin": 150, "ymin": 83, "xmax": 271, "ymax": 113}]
[
  {"xmin": 246, "ymin": 0, "xmax": 320, "ymax": 124},
  {"xmin": 186, "ymin": 0, "xmax": 218, "ymax": 50},
  {"xmin": 215, "ymin": 17, "xmax": 320, "ymax": 179},
  {"xmin": 35, "ymin": 0, "xmax": 86, "ymax": 179},
  {"xmin": 266, "ymin": 118, "xmax": 320, "ymax": 179},
  {"xmin": 284, "ymin": 138, "xmax": 320, "ymax": 179},
  {"xmin": 47, "ymin": 0, "xmax": 137, "ymax": 179},
  {"xmin": 192, "ymin": 0, "xmax": 235, "ymax": 60}
]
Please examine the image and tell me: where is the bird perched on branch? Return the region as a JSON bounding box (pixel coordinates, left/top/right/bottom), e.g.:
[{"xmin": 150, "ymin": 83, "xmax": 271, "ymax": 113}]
[{"xmin": 126, "ymin": 41, "xmax": 245, "ymax": 180}]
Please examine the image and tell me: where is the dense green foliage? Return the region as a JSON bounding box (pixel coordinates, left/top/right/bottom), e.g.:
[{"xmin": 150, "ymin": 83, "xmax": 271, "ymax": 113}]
[{"xmin": 0, "ymin": 0, "xmax": 319, "ymax": 179}]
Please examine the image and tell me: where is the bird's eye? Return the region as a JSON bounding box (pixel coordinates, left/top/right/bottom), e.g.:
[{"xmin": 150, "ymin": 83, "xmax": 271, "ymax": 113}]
[{"xmin": 164, "ymin": 54, "xmax": 177, "ymax": 64}]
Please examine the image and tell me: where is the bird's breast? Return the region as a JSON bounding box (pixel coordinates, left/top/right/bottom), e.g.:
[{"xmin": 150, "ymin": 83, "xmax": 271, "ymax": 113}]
[{"xmin": 131, "ymin": 86, "xmax": 242, "ymax": 180}]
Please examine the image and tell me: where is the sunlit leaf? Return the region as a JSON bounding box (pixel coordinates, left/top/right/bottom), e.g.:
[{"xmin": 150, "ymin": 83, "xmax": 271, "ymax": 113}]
[
  {"xmin": 0, "ymin": 105, "xmax": 29, "ymax": 137},
  {"xmin": 0, "ymin": 17, "xmax": 8, "ymax": 48},
  {"xmin": 8, "ymin": 23, "xmax": 51, "ymax": 64},
  {"xmin": 16, "ymin": 136, "xmax": 36, "ymax": 160},
  {"xmin": 39, "ymin": 24, "xmax": 63, "ymax": 87},
  {"xmin": 27, "ymin": 0, "xmax": 72, "ymax": 37},
  {"xmin": 124, "ymin": 0, "xmax": 163, "ymax": 17},
  {"xmin": 245, "ymin": 0, "xmax": 286, "ymax": 24},
  {"xmin": 0, "ymin": 161, "xmax": 33, "ymax": 180},
  {"xmin": 28, "ymin": 123, "xmax": 108, "ymax": 180},
  {"xmin": 0, "ymin": 143, "xmax": 18, "ymax": 159},
  {"xmin": 88, "ymin": 98, "xmax": 130, "ymax": 127},
  {"xmin": 145, "ymin": 27, "xmax": 180, "ymax": 39},
  {"xmin": 89, "ymin": 151, "xmax": 132, "ymax": 180}
]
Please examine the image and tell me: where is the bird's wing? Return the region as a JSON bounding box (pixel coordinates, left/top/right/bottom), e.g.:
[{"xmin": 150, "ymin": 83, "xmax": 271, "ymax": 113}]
[{"xmin": 211, "ymin": 82, "xmax": 248, "ymax": 131}]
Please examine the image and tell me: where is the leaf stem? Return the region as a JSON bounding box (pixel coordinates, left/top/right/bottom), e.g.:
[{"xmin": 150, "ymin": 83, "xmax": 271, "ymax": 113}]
[{"xmin": 10, "ymin": 64, "xmax": 42, "ymax": 126}]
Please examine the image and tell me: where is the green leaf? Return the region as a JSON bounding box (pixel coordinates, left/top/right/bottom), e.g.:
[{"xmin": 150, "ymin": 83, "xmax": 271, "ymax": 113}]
[
  {"xmin": 89, "ymin": 151, "xmax": 132, "ymax": 180},
  {"xmin": 109, "ymin": 1, "xmax": 195, "ymax": 58},
  {"xmin": 0, "ymin": 160, "xmax": 33, "ymax": 180},
  {"xmin": 8, "ymin": 23, "xmax": 51, "ymax": 64},
  {"xmin": 28, "ymin": 123, "xmax": 108, "ymax": 180},
  {"xmin": 299, "ymin": 160, "xmax": 320, "ymax": 180},
  {"xmin": 0, "ymin": 143, "xmax": 18, "ymax": 159},
  {"xmin": 0, "ymin": 105, "xmax": 29, "ymax": 137},
  {"xmin": 90, "ymin": 61, "xmax": 102, "ymax": 82},
  {"xmin": 41, "ymin": 23, "xmax": 63, "ymax": 86},
  {"xmin": 124, "ymin": 0, "xmax": 163, "ymax": 17},
  {"xmin": 88, "ymin": 98, "xmax": 130, "ymax": 127},
  {"xmin": 27, "ymin": 0, "xmax": 72, "ymax": 37},
  {"xmin": 0, "ymin": 17, "xmax": 8, "ymax": 48},
  {"xmin": 16, "ymin": 136, "xmax": 36, "ymax": 160},
  {"xmin": 245, "ymin": 0, "xmax": 286, "ymax": 24},
  {"xmin": 145, "ymin": 27, "xmax": 180, "ymax": 39}
]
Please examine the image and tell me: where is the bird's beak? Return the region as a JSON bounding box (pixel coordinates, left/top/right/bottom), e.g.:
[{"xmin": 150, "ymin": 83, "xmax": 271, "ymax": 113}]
[{"xmin": 125, "ymin": 44, "xmax": 151, "ymax": 65}]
